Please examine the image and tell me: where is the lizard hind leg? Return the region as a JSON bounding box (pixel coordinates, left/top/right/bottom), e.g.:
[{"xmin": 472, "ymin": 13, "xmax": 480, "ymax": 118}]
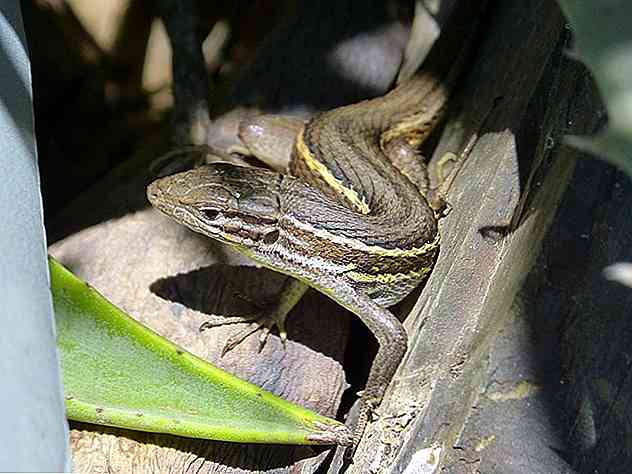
[
  {"xmin": 229, "ymin": 115, "xmax": 305, "ymax": 172},
  {"xmin": 199, "ymin": 277, "xmax": 309, "ymax": 356}
]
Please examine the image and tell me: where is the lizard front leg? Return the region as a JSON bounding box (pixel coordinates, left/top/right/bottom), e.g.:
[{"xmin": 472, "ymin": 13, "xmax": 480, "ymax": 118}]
[{"xmin": 312, "ymin": 273, "xmax": 408, "ymax": 453}]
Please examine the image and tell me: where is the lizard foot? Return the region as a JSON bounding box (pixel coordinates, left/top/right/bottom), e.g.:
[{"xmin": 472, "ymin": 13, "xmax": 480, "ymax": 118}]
[
  {"xmin": 199, "ymin": 278, "xmax": 307, "ymax": 356},
  {"xmin": 199, "ymin": 307, "xmax": 288, "ymax": 356}
]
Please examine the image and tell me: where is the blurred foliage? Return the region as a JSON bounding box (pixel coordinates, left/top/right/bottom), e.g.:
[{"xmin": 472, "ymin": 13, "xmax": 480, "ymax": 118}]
[{"xmin": 556, "ymin": 0, "xmax": 632, "ymax": 177}]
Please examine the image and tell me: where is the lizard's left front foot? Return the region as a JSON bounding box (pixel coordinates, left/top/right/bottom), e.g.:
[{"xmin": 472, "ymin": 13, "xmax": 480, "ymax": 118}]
[
  {"xmin": 200, "ymin": 277, "xmax": 308, "ymax": 355},
  {"xmin": 199, "ymin": 307, "xmax": 289, "ymax": 356}
]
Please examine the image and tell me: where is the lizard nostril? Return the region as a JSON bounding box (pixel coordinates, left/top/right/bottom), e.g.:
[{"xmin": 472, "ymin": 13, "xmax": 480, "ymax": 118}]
[{"xmin": 147, "ymin": 183, "xmax": 161, "ymax": 203}]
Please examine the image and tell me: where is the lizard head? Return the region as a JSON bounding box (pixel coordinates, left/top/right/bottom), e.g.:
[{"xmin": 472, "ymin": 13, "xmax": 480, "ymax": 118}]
[{"xmin": 147, "ymin": 163, "xmax": 284, "ymax": 251}]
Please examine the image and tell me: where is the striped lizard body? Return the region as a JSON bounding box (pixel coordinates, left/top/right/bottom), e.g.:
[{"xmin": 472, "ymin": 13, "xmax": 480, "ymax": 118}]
[{"xmin": 147, "ymin": 5, "xmax": 473, "ymax": 452}]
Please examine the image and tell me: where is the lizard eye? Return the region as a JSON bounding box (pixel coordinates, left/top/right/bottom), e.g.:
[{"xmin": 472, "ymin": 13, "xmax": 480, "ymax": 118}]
[
  {"xmin": 263, "ymin": 230, "xmax": 280, "ymax": 244},
  {"xmin": 202, "ymin": 209, "xmax": 220, "ymax": 220}
]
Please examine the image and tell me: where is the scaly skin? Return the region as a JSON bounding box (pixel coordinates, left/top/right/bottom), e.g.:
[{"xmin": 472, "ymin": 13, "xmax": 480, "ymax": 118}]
[{"xmin": 147, "ymin": 5, "xmax": 475, "ymax": 453}]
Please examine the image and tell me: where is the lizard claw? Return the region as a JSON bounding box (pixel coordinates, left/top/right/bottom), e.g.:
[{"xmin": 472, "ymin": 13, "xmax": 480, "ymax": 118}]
[
  {"xmin": 256, "ymin": 318, "xmax": 288, "ymax": 352},
  {"xmin": 268, "ymin": 318, "xmax": 288, "ymax": 347},
  {"xmin": 257, "ymin": 325, "xmax": 272, "ymax": 352}
]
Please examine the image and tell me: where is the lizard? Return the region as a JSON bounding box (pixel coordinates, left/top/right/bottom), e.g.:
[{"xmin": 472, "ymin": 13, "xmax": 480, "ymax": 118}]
[{"xmin": 146, "ymin": 6, "xmax": 476, "ymax": 452}]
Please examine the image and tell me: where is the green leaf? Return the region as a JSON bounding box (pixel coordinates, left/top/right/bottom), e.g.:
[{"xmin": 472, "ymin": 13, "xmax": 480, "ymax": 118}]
[{"xmin": 50, "ymin": 257, "xmax": 351, "ymax": 446}]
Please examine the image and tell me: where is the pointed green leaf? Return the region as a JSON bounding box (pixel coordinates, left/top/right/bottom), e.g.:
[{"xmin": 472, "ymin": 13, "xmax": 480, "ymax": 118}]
[{"xmin": 50, "ymin": 257, "xmax": 351, "ymax": 446}]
